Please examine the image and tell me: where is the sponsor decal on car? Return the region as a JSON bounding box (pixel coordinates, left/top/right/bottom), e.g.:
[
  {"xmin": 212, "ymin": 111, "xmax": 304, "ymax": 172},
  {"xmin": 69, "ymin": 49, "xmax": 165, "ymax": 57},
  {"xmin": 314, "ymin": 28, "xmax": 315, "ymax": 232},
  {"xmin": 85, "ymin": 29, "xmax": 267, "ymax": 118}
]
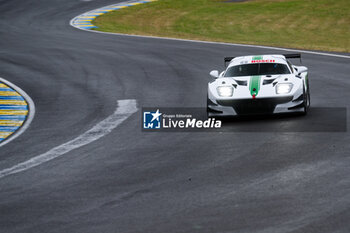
[{"xmin": 251, "ymin": 59, "xmax": 275, "ymax": 63}]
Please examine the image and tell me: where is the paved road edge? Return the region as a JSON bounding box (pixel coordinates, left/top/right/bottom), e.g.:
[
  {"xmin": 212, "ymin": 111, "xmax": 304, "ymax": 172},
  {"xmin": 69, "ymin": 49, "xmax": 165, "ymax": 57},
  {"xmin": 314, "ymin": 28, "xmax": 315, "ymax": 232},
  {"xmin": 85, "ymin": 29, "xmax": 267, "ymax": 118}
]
[{"xmin": 69, "ymin": 1, "xmax": 350, "ymax": 59}]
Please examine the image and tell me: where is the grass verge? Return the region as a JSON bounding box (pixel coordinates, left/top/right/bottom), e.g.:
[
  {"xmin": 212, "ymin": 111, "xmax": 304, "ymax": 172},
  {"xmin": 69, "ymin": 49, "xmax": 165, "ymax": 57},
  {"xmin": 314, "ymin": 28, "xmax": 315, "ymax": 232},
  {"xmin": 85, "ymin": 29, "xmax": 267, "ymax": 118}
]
[{"xmin": 93, "ymin": 0, "xmax": 350, "ymax": 53}]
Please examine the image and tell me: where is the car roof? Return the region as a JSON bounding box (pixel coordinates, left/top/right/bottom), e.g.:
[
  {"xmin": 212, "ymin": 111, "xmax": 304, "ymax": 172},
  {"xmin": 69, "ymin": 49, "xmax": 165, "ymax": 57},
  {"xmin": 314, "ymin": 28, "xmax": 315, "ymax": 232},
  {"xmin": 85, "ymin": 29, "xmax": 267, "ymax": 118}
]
[{"xmin": 227, "ymin": 55, "xmax": 288, "ymax": 68}]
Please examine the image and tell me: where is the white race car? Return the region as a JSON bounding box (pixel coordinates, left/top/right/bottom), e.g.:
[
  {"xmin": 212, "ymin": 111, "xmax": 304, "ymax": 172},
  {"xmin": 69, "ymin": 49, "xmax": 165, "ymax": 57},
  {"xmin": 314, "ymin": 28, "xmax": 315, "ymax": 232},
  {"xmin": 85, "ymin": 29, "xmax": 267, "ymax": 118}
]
[{"xmin": 207, "ymin": 54, "xmax": 310, "ymax": 117}]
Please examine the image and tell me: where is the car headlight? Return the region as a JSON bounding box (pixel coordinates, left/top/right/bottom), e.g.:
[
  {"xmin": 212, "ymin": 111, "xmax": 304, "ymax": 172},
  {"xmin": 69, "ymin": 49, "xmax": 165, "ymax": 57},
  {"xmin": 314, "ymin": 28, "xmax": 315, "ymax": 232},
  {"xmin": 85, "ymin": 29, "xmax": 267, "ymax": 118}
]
[
  {"xmin": 217, "ymin": 86, "xmax": 233, "ymax": 97},
  {"xmin": 276, "ymin": 83, "xmax": 293, "ymax": 94}
]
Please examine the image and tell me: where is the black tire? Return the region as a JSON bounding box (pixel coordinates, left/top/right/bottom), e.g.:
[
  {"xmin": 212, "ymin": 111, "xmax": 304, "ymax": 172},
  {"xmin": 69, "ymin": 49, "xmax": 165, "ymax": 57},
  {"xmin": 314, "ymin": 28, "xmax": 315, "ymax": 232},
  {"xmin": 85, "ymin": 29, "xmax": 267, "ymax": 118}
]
[
  {"xmin": 306, "ymin": 78, "xmax": 311, "ymax": 109},
  {"xmin": 301, "ymin": 85, "xmax": 308, "ymax": 115}
]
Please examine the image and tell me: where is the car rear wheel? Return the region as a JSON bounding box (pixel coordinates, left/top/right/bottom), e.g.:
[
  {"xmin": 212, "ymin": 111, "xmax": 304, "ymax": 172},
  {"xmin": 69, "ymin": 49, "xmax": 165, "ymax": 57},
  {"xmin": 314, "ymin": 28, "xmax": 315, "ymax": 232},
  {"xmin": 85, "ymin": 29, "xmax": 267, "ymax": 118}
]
[
  {"xmin": 306, "ymin": 78, "xmax": 311, "ymax": 108},
  {"xmin": 302, "ymin": 85, "xmax": 309, "ymax": 115}
]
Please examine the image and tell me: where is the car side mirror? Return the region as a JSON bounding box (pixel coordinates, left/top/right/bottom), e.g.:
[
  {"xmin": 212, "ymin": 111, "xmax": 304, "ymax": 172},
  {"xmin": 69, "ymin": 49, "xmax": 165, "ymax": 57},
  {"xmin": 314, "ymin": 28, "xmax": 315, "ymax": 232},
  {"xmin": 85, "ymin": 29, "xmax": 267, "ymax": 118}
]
[
  {"xmin": 209, "ymin": 70, "xmax": 219, "ymax": 79},
  {"xmin": 297, "ymin": 66, "xmax": 308, "ymax": 76}
]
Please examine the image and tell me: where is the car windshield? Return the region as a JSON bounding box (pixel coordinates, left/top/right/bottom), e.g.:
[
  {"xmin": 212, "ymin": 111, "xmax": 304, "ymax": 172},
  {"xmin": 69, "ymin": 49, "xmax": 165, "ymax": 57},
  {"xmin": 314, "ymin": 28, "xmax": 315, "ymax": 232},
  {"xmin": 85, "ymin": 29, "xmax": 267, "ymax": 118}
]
[{"xmin": 224, "ymin": 63, "xmax": 291, "ymax": 77}]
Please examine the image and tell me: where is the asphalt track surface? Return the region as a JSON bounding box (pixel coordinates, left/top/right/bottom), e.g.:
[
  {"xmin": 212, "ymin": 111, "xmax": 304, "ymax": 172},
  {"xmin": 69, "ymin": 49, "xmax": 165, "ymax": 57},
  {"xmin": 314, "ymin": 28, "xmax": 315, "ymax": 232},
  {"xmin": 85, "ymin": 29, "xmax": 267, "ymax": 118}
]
[{"xmin": 0, "ymin": 0, "xmax": 349, "ymax": 232}]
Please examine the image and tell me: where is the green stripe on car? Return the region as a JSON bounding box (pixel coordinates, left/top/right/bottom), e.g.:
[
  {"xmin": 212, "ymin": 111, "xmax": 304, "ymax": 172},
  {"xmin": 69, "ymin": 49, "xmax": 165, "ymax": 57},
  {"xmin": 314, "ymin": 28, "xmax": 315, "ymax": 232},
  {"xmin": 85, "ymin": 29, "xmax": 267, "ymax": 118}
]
[{"xmin": 249, "ymin": 76, "xmax": 261, "ymax": 96}]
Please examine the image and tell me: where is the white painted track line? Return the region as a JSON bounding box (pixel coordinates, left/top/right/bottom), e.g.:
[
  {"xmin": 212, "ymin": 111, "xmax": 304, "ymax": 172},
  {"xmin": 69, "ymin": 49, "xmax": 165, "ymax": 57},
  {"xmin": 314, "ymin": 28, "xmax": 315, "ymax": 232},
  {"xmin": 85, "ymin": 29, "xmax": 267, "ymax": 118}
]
[
  {"xmin": 0, "ymin": 99, "xmax": 137, "ymax": 179},
  {"xmin": 0, "ymin": 77, "xmax": 35, "ymax": 148}
]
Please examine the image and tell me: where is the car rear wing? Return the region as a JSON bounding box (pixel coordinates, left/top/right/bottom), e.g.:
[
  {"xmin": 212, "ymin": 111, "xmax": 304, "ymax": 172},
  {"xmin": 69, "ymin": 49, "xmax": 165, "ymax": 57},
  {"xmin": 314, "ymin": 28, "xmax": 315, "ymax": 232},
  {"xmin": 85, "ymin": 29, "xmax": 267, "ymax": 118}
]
[
  {"xmin": 283, "ymin": 53, "xmax": 302, "ymax": 63},
  {"xmin": 224, "ymin": 57, "xmax": 235, "ymax": 67},
  {"xmin": 224, "ymin": 54, "xmax": 302, "ymax": 67}
]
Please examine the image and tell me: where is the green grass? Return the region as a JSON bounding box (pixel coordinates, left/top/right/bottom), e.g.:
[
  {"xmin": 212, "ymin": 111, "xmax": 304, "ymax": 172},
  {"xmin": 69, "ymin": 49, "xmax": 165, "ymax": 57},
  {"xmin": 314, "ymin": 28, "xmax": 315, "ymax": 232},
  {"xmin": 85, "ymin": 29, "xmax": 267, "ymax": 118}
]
[{"xmin": 93, "ymin": 0, "xmax": 350, "ymax": 52}]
